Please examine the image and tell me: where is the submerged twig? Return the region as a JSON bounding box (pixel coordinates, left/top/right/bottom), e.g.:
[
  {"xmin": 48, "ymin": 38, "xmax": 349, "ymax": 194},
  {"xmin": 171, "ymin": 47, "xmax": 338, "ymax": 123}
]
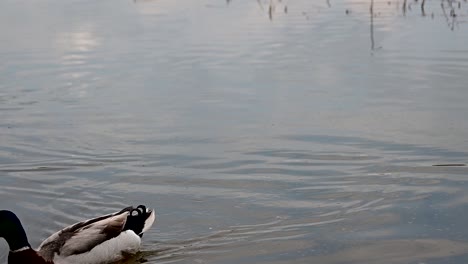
[
  {"xmin": 269, "ymin": 0, "xmax": 274, "ymax": 20},
  {"xmin": 370, "ymin": 0, "xmax": 375, "ymax": 50},
  {"xmin": 257, "ymin": 0, "xmax": 265, "ymax": 11},
  {"xmin": 441, "ymin": 0, "xmax": 458, "ymax": 30},
  {"xmin": 421, "ymin": 0, "xmax": 426, "ymax": 16}
]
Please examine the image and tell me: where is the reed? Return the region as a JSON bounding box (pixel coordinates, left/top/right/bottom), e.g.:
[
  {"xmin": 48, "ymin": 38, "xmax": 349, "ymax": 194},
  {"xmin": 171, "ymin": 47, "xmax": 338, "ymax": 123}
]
[
  {"xmin": 370, "ymin": 0, "xmax": 375, "ymax": 51},
  {"xmin": 421, "ymin": 0, "xmax": 426, "ymax": 16}
]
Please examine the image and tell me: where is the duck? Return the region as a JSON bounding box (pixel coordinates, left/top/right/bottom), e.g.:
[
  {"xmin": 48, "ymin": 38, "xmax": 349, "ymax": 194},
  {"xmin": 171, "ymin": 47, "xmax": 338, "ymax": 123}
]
[{"xmin": 0, "ymin": 205, "xmax": 156, "ymax": 264}]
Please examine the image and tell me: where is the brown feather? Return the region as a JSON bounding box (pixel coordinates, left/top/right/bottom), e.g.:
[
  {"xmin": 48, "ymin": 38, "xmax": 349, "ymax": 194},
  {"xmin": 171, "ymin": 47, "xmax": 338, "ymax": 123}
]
[{"xmin": 38, "ymin": 207, "xmax": 133, "ymax": 260}]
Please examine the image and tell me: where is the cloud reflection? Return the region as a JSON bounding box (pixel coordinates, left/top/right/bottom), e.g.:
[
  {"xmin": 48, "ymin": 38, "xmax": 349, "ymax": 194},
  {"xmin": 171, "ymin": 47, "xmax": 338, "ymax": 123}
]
[{"xmin": 56, "ymin": 30, "xmax": 99, "ymax": 53}]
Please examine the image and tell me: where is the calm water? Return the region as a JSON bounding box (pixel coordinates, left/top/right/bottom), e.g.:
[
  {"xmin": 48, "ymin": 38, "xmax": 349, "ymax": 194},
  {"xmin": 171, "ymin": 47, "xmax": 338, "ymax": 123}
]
[{"xmin": 1, "ymin": 0, "xmax": 468, "ymax": 263}]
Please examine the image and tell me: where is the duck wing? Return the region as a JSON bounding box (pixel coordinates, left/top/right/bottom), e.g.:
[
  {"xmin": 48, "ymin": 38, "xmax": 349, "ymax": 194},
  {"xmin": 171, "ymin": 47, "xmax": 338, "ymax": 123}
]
[{"xmin": 37, "ymin": 206, "xmax": 133, "ymax": 262}]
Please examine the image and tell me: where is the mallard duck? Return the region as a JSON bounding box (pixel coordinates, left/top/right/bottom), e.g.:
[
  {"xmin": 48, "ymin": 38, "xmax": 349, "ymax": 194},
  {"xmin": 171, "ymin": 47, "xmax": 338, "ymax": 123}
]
[{"xmin": 0, "ymin": 205, "xmax": 156, "ymax": 264}]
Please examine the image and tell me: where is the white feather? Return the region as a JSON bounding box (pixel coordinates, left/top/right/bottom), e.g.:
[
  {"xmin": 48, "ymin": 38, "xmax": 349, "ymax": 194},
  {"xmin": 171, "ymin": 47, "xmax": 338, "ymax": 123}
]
[
  {"xmin": 142, "ymin": 210, "xmax": 156, "ymax": 234},
  {"xmin": 53, "ymin": 230, "xmax": 141, "ymax": 264}
]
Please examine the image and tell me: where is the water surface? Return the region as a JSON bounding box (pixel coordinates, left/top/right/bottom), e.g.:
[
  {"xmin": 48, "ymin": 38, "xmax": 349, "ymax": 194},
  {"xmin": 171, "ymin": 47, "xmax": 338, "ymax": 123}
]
[{"xmin": 1, "ymin": 0, "xmax": 468, "ymax": 263}]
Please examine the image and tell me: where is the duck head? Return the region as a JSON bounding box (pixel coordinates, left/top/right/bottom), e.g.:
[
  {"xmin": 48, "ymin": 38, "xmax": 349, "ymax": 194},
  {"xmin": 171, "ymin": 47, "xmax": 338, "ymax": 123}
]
[{"xmin": 0, "ymin": 210, "xmax": 31, "ymax": 251}]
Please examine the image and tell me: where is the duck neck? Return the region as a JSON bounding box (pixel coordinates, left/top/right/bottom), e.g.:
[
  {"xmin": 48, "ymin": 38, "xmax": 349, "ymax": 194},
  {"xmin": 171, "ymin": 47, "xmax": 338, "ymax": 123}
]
[
  {"xmin": 0, "ymin": 210, "xmax": 31, "ymax": 251},
  {"xmin": 7, "ymin": 222, "xmax": 31, "ymax": 252}
]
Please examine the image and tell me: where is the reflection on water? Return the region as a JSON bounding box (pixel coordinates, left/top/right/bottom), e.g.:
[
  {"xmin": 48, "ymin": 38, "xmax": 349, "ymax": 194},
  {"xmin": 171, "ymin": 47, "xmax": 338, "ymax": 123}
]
[{"xmin": 1, "ymin": 0, "xmax": 468, "ymax": 263}]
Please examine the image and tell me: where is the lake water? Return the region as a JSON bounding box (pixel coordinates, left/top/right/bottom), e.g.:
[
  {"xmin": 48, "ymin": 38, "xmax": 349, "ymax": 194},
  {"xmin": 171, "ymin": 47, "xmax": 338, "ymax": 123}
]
[{"xmin": 1, "ymin": 0, "xmax": 468, "ymax": 263}]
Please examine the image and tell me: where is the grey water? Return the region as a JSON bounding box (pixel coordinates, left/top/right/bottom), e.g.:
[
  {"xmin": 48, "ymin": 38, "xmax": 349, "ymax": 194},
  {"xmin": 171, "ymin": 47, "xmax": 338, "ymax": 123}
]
[{"xmin": 1, "ymin": 0, "xmax": 468, "ymax": 263}]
